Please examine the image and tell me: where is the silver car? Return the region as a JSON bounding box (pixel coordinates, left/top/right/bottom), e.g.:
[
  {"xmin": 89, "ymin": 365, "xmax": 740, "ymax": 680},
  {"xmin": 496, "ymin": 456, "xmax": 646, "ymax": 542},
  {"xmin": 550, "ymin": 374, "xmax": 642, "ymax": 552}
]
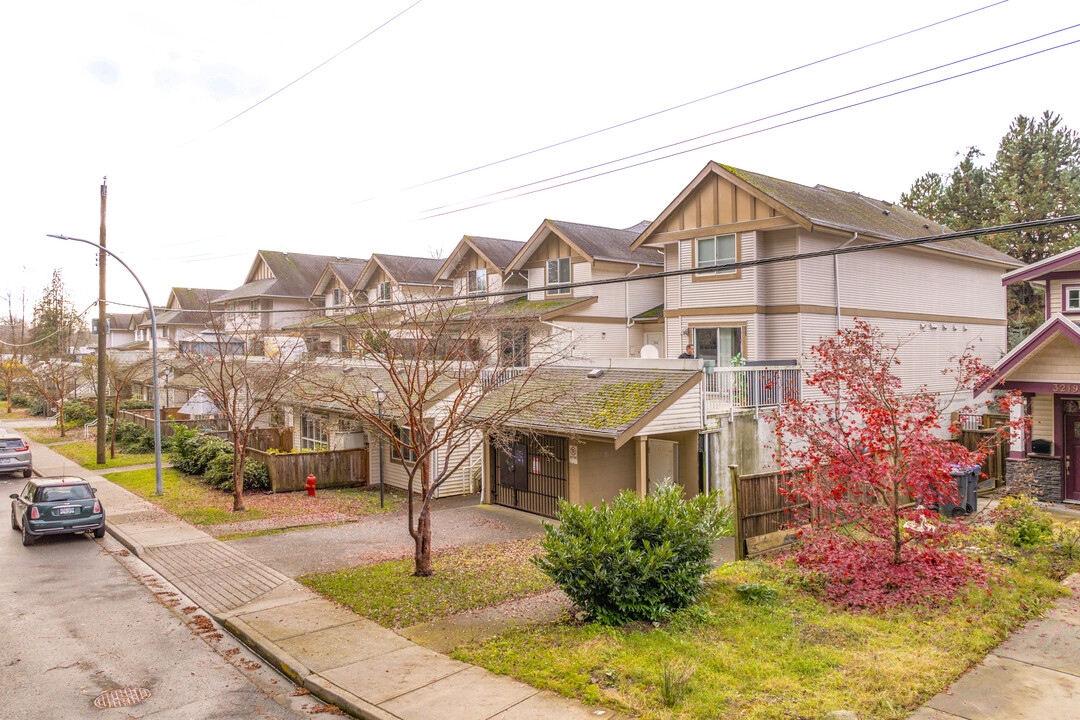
[{"xmin": 0, "ymin": 429, "xmax": 32, "ymax": 478}]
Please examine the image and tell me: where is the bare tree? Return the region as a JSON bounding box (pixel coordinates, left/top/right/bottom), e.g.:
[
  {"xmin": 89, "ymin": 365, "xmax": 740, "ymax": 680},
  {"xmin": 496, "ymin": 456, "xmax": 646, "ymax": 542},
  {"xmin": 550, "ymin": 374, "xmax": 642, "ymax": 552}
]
[
  {"xmin": 81, "ymin": 352, "xmax": 154, "ymax": 458},
  {"xmin": 304, "ymin": 295, "xmax": 572, "ymax": 576},
  {"xmin": 170, "ymin": 310, "xmax": 308, "ymax": 511},
  {"xmin": 1, "ymin": 292, "xmax": 29, "ymax": 413},
  {"xmin": 24, "ymin": 357, "xmax": 81, "ymax": 436}
]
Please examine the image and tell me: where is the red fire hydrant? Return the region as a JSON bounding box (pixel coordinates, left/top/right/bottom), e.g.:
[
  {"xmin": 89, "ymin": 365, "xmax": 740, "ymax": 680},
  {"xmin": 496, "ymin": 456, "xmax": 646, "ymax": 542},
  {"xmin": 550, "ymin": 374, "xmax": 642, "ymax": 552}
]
[{"xmin": 305, "ymin": 473, "xmax": 317, "ymax": 497}]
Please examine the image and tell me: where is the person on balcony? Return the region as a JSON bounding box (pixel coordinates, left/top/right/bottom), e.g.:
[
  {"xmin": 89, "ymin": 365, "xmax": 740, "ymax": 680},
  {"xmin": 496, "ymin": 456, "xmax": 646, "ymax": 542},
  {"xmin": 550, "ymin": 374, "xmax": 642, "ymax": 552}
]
[{"xmin": 678, "ymin": 344, "xmax": 695, "ymax": 359}]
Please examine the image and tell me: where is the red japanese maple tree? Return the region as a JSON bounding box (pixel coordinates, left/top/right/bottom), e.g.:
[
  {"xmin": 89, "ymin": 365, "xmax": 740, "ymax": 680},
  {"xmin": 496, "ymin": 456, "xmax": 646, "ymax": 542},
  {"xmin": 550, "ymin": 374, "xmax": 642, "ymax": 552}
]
[{"xmin": 770, "ymin": 320, "xmax": 1025, "ymax": 608}]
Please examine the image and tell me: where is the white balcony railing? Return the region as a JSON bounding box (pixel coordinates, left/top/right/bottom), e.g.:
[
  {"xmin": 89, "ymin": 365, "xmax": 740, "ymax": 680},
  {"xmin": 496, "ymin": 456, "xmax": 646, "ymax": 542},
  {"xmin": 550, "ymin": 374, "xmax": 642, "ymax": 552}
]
[
  {"xmin": 703, "ymin": 366, "xmax": 802, "ymax": 415},
  {"xmin": 480, "ymin": 365, "xmax": 529, "ymax": 390}
]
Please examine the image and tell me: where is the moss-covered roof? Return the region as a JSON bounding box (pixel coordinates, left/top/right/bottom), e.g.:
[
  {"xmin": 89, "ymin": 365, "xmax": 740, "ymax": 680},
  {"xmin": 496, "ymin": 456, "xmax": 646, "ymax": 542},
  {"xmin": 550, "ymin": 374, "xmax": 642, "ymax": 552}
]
[{"xmin": 633, "ymin": 304, "xmax": 664, "ymax": 320}]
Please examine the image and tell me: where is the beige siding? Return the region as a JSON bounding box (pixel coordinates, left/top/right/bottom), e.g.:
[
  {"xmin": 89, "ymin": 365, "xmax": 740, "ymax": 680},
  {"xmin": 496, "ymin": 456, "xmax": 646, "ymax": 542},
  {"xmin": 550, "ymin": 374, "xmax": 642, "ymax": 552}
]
[
  {"xmin": 668, "ymin": 313, "xmax": 756, "ymax": 360},
  {"xmin": 557, "ymin": 320, "xmax": 628, "ymax": 359},
  {"xmin": 673, "ymin": 231, "xmax": 757, "ymax": 308},
  {"xmin": 799, "ymin": 314, "xmax": 1007, "ymax": 400},
  {"xmin": 637, "ymin": 385, "xmax": 702, "ymax": 436},
  {"xmin": 1008, "ymin": 335, "xmax": 1080, "ymax": 384},
  {"xmin": 756, "ymin": 229, "xmax": 798, "ymax": 306},
  {"xmin": 577, "ymin": 439, "xmax": 635, "ymax": 506},
  {"xmin": 253, "ymin": 258, "xmax": 274, "ymax": 281},
  {"xmin": 1049, "ymin": 280, "xmax": 1062, "ymax": 315},
  {"xmin": 799, "ymin": 230, "xmax": 1008, "ymax": 321},
  {"xmin": 1031, "ymin": 393, "xmax": 1054, "ymax": 446},
  {"xmin": 653, "ymin": 172, "xmax": 779, "ymax": 235},
  {"xmin": 758, "ymin": 313, "xmax": 800, "ymax": 362}
]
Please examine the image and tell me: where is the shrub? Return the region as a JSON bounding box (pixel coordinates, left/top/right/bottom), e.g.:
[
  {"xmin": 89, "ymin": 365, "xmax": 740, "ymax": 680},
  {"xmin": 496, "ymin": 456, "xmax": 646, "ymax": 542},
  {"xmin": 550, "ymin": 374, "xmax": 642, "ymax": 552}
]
[
  {"xmin": 533, "ymin": 483, "xmax": 728, "ymax": 625},
  {"xmin": 994, "ymin": 495, "xmax": 1054, "ymax": 547},
  {"xmin": 120, "ymin": 399, "xmax": 155, "ymax": 411},
  {"xmin": 735, "ymin": 582, "xmax": 778, "ymax": 605},
  {"xmin": 203, "ymin": 452, "xmax": 270, "ymax": 492},
  {"xmin": 11, "ymin": 393, "xmax": 30, "ymax": 408},
  {"xmin": 26, "ymin": 397, "xmax": 45, "ymax": 416},
  {"xmin": 169, "ymin": 425, "xmax": 230, "ymax": 475},
  {"xmin": 63, "ymin": 400, "xmax": 96, "ymax": 427}
]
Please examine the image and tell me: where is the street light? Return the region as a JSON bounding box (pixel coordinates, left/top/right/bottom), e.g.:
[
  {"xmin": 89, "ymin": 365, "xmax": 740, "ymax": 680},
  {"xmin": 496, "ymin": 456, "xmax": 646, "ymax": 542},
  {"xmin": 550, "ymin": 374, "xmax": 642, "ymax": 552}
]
[
  {"xmin": 46, "ymin": 234, "xmax": 165, "ymax": 496},
  {"xmin": 371, "ymin": 386, "xmax": 386, "ymax": 508}
]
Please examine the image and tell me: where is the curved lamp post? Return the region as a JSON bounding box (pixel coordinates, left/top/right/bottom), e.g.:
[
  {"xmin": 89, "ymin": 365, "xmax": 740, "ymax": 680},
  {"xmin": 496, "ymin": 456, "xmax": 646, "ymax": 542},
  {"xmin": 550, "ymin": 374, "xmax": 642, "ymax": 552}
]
[{"xmin": 46, "ymin": 234, "xmax": 164, "ymax": 496}]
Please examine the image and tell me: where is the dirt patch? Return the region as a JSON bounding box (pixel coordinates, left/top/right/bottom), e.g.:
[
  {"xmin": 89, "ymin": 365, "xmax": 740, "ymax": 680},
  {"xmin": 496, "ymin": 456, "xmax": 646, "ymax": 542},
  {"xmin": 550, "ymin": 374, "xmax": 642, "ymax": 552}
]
[{"xmin": 207, "ymin": 512, "xmax": 357, "ymax": 538}]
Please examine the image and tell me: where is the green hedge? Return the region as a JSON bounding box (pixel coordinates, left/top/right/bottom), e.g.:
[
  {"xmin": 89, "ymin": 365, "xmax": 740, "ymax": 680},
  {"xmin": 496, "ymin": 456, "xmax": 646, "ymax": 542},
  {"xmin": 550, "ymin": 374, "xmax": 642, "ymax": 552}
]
[
  {"xmin": 534, "ymin": 484, "xmax": 729, "ymax": 625},
  {"xmin": 169, "ymin": 424, "xmax": 269, "ymax": 492}
]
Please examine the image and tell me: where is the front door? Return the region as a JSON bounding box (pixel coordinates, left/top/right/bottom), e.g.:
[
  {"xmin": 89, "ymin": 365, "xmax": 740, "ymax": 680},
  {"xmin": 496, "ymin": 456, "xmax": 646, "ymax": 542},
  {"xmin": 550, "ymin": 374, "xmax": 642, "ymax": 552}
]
[{"xmin": 1066, "ymin": 414, "xmax": 1080, "ymax": 501}]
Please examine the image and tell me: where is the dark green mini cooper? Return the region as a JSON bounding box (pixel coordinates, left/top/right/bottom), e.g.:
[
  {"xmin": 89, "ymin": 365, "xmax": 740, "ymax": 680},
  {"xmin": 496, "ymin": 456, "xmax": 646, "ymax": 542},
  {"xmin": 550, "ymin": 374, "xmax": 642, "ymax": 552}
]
[{"xmin": 10, "ymin": 477, "xmax": 105, "ymax": 546}]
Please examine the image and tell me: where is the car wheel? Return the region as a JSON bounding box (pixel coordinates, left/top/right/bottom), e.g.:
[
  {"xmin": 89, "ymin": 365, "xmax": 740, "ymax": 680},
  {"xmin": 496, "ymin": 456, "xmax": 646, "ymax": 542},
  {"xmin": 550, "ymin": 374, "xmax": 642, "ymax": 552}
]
[
  {"xmin": 10, "ymin": 507, "xmax": 17, "ymax": 531},
  {"xmin": 22, "ymin": 469, "xmax": 31, "ymax": 479},
  {"xmin": 21, "ymin": 523, "xmax": 35, "ymax": 546},
  {"xmin": 93, "ymin": 526, "xmax": 105, "ymax": 539}
]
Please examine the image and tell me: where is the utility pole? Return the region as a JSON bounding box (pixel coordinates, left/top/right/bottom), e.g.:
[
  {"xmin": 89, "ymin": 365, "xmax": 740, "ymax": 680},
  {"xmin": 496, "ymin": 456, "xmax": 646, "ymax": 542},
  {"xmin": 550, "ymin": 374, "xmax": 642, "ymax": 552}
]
[{"xmin": 96, "ymin": 178, "xmax": 108, "ymax": 465}]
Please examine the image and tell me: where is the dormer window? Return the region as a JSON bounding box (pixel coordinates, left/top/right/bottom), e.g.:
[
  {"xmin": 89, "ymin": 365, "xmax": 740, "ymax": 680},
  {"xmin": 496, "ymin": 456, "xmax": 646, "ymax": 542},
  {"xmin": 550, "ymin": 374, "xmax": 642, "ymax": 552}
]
[
  {"xmin": 467, "ymin": 268, "xmax": 487, "ymax": 296},
  {"xmin": 332, "ymin": 288, "xmax": 345, "ymax": 307},
  {"xmin": 377, "ymin": 281, "xmax": 393, "ymax": 303},
  {"xmin": 695, "ymin": 234, "xmax": 737, "ymax": 276},
  {"xmin": 1067, "ymin": 286, "xmax": 1080, "ymax": 312},
  {"xmin": 546, "ymin": 257, "xmax": 571, "ymax": 296}
]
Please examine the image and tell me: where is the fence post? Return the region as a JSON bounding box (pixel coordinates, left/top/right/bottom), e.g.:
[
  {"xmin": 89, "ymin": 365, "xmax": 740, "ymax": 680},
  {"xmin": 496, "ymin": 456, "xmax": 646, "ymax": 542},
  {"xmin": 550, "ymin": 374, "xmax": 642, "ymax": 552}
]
[{"xmin": 729, "ymin": 465, "xmax": 744, "ymax": 561}]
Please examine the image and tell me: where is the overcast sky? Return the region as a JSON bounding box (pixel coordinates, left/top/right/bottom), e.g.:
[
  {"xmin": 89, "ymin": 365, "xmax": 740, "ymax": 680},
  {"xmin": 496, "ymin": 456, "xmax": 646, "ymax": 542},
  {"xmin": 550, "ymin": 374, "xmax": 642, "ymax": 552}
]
[{"xmin": 3, "ymin": 0, "xmax": 1077, "ymax": 317}]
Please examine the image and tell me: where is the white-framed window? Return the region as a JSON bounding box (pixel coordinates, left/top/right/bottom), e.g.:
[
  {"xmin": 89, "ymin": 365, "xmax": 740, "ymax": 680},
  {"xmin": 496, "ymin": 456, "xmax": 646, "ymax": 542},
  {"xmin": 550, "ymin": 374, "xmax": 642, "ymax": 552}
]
[
  {"xmin": 499, "ymin": 329, "xmax": 529, "ymax": 368},
  {"xmin": 300, "ymin": 413, "xmax": 329, "ymax": 451},
  {"xmin": 467, "ymin": 268, "xmax": 487, "ymax": 296},
  {"xmin": 338, "ymin": 335, "xmax": 351, "ymax": 354},
  {"xmin": 695, "ymin": 234, "xmax": 737, "ymax": 275},
  {"xmin": 546, "ymin": 257, "xmax": 571, "ymax": 295},
  {"xmin": 392, "ymin": 424, "xmax": 417, "ymax": 462},
  {"xmin": 1066, "ymin": 285, "xmax": 1080, "ymax": 312},
  {"xmin": 377, "ymin": 281, "xmax": 393, "ymax": 303},
  {"xmin": 332, "ymin": 288, "xmax": 345, "ymax": 310},
  {"xmin": 693, "ymin": 326, "xmax": 743, "ymax": 365}
]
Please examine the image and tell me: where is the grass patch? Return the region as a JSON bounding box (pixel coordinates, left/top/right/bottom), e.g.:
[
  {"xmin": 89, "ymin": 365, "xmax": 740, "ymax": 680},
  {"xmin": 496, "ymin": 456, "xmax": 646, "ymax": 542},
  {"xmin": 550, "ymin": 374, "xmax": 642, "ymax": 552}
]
[
  {"xmin": 106, "ymin": 467, "xmax": 406, "ymax": 529},
  {"xmin": 454, "ymin": 534, "xmax": 1074, "ymax": 720},
  {"xmin": 300, "ymin": 539, "xmax": 555, "ymax": 628},
  {"xmin": 0, "ymin": 409, "xmax": 30, "ymax": 421},
  {"xmin": 23, "ymin": 427, "xmax": 73, "ymax": 445},
  {"xmin": 53, "ymin": 440, "xmax": 157, "ymax": 469}
]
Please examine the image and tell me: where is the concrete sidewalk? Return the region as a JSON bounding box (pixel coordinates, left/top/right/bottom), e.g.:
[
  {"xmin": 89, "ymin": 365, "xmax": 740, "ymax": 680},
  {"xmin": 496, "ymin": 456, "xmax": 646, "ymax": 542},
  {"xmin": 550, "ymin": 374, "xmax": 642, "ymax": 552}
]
[
  {"xmin": 908, "ymin": 574, "xmax": 1080, "ymax": 720},
  {"xmin": 23, "ymin": 435, "xmax": 624, "ymax": 720}
]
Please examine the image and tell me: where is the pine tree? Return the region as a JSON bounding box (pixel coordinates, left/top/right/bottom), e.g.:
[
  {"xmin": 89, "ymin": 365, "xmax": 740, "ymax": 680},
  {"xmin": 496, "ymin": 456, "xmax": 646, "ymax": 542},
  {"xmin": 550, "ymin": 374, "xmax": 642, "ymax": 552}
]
[{"xmin": 31, "ymin": 270, "xmax": 81, "ymax": 359}]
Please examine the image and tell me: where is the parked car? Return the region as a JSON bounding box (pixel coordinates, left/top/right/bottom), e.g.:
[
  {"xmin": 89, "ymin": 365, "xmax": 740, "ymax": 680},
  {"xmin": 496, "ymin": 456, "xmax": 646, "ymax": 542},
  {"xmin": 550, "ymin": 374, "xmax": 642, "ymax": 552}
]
[
  {"xmin": 10, "ymin": 477, "xmax": 105, "ymax": 546},
  {"xmin": 0, "ymin": 429, "xmax": 32, "ymax": 478}
]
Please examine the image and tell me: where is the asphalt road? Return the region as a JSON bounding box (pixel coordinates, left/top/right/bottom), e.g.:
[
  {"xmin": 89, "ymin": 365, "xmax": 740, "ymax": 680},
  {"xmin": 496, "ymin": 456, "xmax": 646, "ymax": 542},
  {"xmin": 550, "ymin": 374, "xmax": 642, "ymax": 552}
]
[{"xmin": 0, "ymin": 471, "xmax": 341, "ymax": 720}]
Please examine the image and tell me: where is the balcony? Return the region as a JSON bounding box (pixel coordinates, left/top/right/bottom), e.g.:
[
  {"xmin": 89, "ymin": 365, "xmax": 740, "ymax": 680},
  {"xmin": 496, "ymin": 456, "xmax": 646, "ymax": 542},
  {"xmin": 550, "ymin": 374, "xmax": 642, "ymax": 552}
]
[{"xmin": 703, "ymin": 366, "xmax": 802, "ymax": 415}]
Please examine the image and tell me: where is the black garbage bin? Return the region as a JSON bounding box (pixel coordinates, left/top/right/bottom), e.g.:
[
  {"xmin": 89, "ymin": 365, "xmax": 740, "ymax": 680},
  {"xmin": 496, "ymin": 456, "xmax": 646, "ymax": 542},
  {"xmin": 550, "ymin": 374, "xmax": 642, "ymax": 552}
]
[{"xmin": 939, "ymin": 466, "xmax": 979, "ymax": 517}]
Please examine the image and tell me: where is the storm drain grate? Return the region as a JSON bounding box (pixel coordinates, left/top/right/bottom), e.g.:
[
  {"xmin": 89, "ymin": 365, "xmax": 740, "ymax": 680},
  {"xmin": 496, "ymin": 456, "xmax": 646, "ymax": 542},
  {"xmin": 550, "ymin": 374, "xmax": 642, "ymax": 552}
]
[{"xmin": 93, "ymin": 687, "xmax": 152, "ymax": 708}]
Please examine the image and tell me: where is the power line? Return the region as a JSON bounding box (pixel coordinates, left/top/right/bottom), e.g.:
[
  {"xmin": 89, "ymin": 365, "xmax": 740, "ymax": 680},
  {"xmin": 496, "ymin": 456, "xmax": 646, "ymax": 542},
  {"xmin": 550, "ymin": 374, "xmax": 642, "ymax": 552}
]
[
  {"xmin": 202, "ymin": 0, "xmax": 424, "ymax": 135},
  {"xmin": 422, "ymin": 27, "xmax": 1080, "ymax": 219},
  {"xmin": 399, "ymin": 0, "xmax": 1009, "ymax": 195},
  {"xmin": 191, "ymin": 216, "xmax": 1080, "ymax": 315}
]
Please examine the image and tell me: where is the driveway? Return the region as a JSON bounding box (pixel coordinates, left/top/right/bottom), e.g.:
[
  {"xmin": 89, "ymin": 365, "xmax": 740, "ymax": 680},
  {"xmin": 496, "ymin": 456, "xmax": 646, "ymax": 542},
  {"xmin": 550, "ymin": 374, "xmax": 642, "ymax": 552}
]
[{"xmin": 224, "ymin": 495, "xmax": 548, "ymax": 577}]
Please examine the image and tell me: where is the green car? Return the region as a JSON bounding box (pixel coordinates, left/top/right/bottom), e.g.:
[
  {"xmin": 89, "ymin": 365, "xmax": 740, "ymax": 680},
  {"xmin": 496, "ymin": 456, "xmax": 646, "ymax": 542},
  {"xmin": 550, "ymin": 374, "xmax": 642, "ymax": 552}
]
[{"xmin": 10, "ymin": 477, "xmax": 106, "ymax": 546}]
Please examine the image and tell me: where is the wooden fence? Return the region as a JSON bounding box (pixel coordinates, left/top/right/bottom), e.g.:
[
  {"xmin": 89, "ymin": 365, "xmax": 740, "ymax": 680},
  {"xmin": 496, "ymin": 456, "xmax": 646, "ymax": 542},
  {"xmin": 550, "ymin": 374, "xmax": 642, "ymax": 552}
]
[
  {"xmin": 114, "ymin": 408, "xmax": 292, "ymax": 451},
  {"xmin": 729, "ymin": 465, "xmax": 808, "ymax": 561},
  {"xmin": 247, "ymin": 447, "xmax": 369, "ymax": 493},
  {"xmin": 953, "ymin": 428, "xmax": 1008, "ymax": 491}
]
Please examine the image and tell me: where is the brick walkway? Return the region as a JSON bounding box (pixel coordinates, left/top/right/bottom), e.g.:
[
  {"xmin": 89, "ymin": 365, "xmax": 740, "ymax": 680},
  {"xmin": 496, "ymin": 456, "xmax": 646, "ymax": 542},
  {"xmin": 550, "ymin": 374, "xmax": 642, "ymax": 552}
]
[{"xmin": 143, "ymin": 541, "xmax": 291, "ymax": 614}]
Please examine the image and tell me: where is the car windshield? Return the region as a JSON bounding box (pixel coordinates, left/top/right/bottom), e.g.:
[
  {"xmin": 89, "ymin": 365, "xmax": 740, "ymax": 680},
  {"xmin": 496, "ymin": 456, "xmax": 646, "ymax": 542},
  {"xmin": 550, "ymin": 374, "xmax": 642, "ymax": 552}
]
[
  {"xmin": 37, "ymin": 485, "xmax": 93, "ymax": 502},
  {"xmin": 0, "ymin": 438, "xmax": 25, "ymax": 449}
]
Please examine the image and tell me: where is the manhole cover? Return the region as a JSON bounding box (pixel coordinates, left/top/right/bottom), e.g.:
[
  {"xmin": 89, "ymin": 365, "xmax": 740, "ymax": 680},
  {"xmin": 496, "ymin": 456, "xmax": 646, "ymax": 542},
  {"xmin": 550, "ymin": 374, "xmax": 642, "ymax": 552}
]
[{"xmin": 93, "ymin": 687, "xmax": 152, "ymax": 708}]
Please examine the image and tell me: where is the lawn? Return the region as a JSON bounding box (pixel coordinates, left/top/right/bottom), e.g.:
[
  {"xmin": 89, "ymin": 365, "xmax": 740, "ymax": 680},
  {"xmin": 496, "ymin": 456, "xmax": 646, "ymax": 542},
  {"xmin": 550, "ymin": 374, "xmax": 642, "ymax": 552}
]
[
  {"xmin": 23, "ymin": 426, "xmax": 76, "ymax": 445},
  {"xmin": 0, "ymin": 409, "xmax": 30, "ymax": 421},
  {"xmin": 300, "ymin": 539, "xmax": 555, "ymax": 628},
  {"xmin": 52, "ymin": 440, "xmax": 158, "ymax": 469},
  {"xmin": 106, "ymin": 467, "xmax": 406, "ymax": 530},
  {"xmin": 452, "ymin": 537, "xmax": 1075, "ymax": 720}
]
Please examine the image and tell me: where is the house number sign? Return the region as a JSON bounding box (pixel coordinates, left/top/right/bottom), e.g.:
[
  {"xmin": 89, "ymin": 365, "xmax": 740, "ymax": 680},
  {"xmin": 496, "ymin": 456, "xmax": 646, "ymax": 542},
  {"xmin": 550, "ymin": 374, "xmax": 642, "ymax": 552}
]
[{"xmin": 1053, "ymin": 384, "xmax": 1080, "ymax": 394}]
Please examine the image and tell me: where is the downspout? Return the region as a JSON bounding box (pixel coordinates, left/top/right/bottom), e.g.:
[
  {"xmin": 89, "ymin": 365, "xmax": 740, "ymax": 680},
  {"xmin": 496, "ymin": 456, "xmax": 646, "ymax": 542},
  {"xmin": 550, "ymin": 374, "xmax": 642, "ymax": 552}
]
[
  {"xmin": 834, "ymin": 232, "xmax": 859, "ymax": 331},
  {"xmin": 624, "ymin": 263, "xmax": 640, "ymax": 357},
  {"xmin": 540, "ymin": 320, "xmax": 575, "ymax": 357}
]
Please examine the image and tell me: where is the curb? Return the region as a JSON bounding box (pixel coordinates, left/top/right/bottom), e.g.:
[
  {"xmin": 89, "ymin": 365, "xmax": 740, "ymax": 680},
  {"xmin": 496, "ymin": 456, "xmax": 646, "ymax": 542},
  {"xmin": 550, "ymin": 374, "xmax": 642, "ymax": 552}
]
[
  {"xmin": 104, "ymin": 520, "xmax": 146, "ymax": 558},
  {"xmin": 217, "ymin": 615, "xmax": 395, "ymax": 720}
]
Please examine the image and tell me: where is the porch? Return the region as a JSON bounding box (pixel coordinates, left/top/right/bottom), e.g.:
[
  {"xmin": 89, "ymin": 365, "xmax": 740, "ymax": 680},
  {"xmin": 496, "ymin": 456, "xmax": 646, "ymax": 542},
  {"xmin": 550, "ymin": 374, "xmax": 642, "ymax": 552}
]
[{"xmin": 703, "ymin": 365, "xmax": 802, "ymax": 416}]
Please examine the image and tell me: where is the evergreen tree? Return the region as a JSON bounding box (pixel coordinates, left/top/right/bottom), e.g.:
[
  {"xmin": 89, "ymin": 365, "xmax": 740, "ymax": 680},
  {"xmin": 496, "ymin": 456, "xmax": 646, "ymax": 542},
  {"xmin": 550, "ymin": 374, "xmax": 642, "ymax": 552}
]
[
  {"xmin": 901, "ymin": 111, "xmax": 1080, "ymax": 341},
  {"xmin": 31, "ymin": 270, "xmax": 81, "ymax": 359}
]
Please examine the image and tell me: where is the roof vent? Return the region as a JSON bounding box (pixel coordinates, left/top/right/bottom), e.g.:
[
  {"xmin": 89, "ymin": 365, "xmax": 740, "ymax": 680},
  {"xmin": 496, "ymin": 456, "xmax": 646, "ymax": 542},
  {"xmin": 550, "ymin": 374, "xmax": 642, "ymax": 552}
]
[
  {"xmin": 882, "ymin": 209, "xmax": 889, "ymax": 216},
  {"xmin": 586, "ymin": 368, "xmax": 606, "ymax": 379}
]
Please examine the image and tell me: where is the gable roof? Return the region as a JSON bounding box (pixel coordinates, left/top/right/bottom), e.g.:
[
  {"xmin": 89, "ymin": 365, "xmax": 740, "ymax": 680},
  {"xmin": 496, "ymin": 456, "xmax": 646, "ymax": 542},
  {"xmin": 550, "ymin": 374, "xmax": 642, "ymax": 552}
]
[
  {"xmin": 311, "ymin": 261, "xmax": 369, "ymax": 298},
  {"xmin": 105, "ymin": 313, "xmax": 136, "ymax": 331},
  {"xmin": 477, "ymin": 366, "xmax": 700, "ymax": 448},
  {"xmin": 510, "ymin": 219, "xmax": 663, "ymax": 270},
  {"xmin": 632, "ymin": 162, "xmax": 1022, "ymax": 268},
  {"xmin": 1002, "ymin": 245, "xmax": 1080, "ymax": 286},
  {"xmin": 978, "ymin": 313, "xmax": 1080, "ymax": 394},
  {"xmin": 357, "ymin": 254, "xmax": 450, "ymax": 290},
  {"xmin": 437, "ymin": 236, "xmax": 526, "ymax": 280},
  {"xmin": 217, "ymin": 251, "xmax": 366, "ymax": 303}
]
